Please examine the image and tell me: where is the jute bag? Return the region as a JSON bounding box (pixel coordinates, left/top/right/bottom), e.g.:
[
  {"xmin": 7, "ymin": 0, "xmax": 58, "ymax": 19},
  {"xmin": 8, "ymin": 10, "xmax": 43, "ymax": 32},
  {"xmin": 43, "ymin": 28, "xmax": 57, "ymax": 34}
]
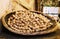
[
  {"xmin": 0, "ymin": 0, "xmax": 35, "ymax": 18},
  {"xmin": 8, "ymin": 0, "xmax": 35, "ymax": 12},
  {"xmin": 0, "ymin": 0, "xmax": 10, "ymax": 18}
]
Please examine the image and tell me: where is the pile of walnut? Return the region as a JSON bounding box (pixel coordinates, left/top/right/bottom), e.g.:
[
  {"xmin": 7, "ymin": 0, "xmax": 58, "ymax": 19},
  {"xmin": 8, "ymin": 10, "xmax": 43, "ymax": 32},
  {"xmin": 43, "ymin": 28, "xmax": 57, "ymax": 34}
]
[{"xmin": 8, "ymin": 10, "xmax": 53, "ymax": 34}]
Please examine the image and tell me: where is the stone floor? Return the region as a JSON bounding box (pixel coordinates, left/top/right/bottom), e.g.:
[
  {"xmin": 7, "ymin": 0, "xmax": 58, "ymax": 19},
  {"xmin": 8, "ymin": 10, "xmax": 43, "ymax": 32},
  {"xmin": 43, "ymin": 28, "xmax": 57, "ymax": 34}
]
[{"xmin": 0, "ymin": 21, "xmax": 60, "ymax": 39}]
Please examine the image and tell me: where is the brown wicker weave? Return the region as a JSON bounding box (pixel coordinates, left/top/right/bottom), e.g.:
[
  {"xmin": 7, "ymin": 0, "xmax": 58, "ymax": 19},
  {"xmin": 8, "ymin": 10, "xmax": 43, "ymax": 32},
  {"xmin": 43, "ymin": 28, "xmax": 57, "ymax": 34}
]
[{"xmin": 2, "ymin": 10, "xmax": 58, "ymax": 35}]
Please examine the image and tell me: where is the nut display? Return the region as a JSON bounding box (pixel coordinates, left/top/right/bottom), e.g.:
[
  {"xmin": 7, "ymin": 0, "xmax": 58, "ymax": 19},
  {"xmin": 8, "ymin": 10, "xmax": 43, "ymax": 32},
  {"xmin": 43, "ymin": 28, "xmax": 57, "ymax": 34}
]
[{"xmin": 7, "ymin": 10, "xmax": 54, "ymax": 34}]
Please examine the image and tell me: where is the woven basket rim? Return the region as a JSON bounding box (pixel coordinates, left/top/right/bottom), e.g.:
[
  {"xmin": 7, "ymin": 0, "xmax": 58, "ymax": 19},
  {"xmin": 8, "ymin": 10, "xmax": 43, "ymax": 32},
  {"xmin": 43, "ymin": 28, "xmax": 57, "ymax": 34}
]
[{"xmin": 2, "ymin": 10, "xmax": 58, "ymax": 35}]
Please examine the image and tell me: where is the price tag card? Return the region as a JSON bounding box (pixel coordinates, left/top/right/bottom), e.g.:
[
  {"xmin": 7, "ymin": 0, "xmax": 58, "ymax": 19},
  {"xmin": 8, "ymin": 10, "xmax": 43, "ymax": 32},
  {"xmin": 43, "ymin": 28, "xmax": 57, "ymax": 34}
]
[
  {"xmin": 43, "ymin": 7, "xmax": 59, "ymax": 20},
  {"xmin": 43, "ymin": 7, "xmax": 59, "ymax": 16}
]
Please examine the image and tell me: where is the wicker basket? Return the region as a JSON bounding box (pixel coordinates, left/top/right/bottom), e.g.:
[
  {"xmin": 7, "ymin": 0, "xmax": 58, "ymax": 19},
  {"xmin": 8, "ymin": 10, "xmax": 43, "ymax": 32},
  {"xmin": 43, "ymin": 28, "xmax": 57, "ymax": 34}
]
[{"xmin": 2, "ymin": 10, "xmax": 58, "ymax": 35}]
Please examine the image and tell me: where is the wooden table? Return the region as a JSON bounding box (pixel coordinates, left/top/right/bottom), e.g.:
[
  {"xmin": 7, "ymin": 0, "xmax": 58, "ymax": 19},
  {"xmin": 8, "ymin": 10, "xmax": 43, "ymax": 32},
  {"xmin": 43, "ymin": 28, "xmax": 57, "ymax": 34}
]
[{"xmin": 0, "ymin": 21, "xmax": 60, "ymax": 39}]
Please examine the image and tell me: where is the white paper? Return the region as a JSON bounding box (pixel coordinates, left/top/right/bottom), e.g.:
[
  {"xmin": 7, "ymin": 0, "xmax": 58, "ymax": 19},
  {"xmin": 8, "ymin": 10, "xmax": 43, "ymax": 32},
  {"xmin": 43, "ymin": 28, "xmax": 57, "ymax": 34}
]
[
  {"xmin": 43, "ymin": 7, "xmax": 59, "ymax": 16},
  {"xmin": 43, "ymin": 7, "xmax": 59, "ymax": 20}
]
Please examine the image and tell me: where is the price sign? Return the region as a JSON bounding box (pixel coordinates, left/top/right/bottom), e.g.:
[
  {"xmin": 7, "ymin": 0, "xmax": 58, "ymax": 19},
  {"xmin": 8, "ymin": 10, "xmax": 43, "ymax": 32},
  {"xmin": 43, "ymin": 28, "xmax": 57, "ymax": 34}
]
[
  {"xmin": 43, "ymin": 7, "xmax": 59, "ymax": 20},
  {"xmin": 43, "ymin": 7, "xmax": 59, "ymax": 16}
]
